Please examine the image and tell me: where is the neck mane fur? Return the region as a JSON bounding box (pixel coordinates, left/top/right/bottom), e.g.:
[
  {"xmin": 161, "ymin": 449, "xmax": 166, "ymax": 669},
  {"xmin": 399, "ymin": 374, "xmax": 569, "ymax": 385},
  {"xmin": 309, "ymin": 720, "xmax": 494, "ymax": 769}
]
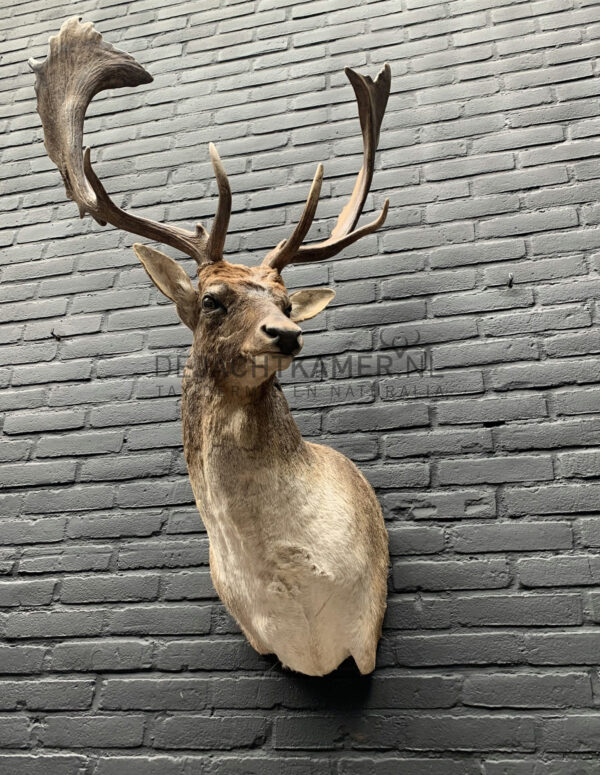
[{"xmin": 181, "ymin": 352, "xmax": 305, "ymax": 474}]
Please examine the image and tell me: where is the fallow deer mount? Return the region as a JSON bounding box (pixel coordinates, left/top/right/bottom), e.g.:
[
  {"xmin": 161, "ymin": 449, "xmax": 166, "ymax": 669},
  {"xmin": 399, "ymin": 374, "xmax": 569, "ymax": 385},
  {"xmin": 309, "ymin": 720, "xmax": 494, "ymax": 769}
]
[{"xmin": 30, "ymin": 17, "xmax": 391, "ymax": 676}]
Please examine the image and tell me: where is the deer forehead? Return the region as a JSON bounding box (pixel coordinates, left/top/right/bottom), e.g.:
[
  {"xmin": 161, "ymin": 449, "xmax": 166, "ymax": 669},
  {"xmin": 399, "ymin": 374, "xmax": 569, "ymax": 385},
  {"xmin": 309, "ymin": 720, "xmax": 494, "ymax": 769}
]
[{"xmin": 198, "ymin": 262, "xmax": 287, "ymax": 299}]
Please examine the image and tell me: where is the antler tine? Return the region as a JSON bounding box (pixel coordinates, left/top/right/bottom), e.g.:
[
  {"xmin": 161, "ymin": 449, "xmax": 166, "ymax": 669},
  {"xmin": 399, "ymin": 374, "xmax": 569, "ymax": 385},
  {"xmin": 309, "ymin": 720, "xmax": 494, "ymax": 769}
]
[
  {"xmin": 30, "ymin": 17, "xmax": 230, "ymax": 265},
  {"xmin": 263, "ymin": 63, "xmax": 391, "ymax": 272},
  {"xmin": 262, "ymin": 164, "xmax": 323, "ymax": 269},
  {"xmin": 205, "ymin": 143, "xmax": 232, "ymax": 263}
]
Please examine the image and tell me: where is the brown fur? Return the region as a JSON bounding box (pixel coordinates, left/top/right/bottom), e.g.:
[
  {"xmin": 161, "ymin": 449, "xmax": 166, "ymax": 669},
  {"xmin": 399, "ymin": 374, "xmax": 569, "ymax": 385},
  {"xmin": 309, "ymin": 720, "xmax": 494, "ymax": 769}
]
[
  {"xmin": 172, "ymin": 259, "xmax": 389, "ymax": 676},
  {"xmin": 29, "ymin": 18, "xmax": 391, "ymax": 676}
]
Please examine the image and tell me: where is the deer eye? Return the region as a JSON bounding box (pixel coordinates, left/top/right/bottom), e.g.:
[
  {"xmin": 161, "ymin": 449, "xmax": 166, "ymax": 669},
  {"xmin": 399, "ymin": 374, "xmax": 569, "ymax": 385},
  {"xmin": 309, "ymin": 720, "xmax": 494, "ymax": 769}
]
[
  {"xmin": 284, "ymin": 304, "xmax": 293, "ymax": 318},
  {"xmin": 202, "ymin": 294, "xmax": 222, "ymax": 312}
]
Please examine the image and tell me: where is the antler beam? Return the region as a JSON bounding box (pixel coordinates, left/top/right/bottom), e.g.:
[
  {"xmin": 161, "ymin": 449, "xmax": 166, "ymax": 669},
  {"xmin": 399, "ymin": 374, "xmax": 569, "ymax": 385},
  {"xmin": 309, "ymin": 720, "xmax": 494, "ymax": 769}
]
[
  {"xmin": 262, "ymin": 63, "xmax": 391, "ymax": 273},
  {"xmin": 29, "ymin": 16, "xmax": 230, "ymax": 264}
]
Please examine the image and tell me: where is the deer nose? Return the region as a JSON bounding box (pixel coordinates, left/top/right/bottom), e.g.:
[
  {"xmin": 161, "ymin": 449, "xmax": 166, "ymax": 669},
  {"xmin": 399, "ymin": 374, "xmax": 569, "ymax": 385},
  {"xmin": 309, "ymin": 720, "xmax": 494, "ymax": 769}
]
[{"xmin": 261, "ymin": 324, "xmax": 303, "ymax": 356}]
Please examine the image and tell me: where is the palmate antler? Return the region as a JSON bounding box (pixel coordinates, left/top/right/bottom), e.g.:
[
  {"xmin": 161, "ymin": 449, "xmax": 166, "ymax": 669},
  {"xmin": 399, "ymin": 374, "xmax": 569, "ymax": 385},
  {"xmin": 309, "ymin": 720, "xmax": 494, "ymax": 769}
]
[
  {"xmin": 29, "ymin": 17, "xmax": 390, "ymax": 271},
  {"xmin": 262, "ymin": 64, "xmax": 391, "ymax": 272},
  {"xmin": 29, "ymin": 17, "xmax": 230, "ymax": 264}
]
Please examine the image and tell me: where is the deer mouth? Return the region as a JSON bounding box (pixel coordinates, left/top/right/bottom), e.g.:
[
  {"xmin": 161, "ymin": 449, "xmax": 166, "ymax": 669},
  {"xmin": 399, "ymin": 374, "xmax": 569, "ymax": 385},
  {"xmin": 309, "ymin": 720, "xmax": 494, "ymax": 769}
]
[
  {"xmin": 248, "ymin": 351, "xmax": 295, "ymax": 374},
  {"xmin": 252, "ymin": 350, "xmax": 295, "ymax": 362}
]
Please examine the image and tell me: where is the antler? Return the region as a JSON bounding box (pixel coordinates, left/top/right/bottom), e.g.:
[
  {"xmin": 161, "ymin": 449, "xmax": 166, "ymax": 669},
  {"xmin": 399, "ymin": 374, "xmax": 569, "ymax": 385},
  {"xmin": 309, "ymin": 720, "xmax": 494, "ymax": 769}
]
[
  {"xmin": 29, "ymin": 17, "xmax": 230, "ymax": 264},
  {"xmin": 263, "ymin": 64, "xmax": 391, "ymax": 273}
]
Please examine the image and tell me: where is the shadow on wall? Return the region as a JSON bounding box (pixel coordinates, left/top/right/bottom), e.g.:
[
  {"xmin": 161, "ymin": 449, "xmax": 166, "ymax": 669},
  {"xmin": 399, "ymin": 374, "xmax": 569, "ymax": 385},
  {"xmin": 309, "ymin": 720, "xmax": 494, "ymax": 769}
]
[{"xmin": 275, "ymin": 655, "xmax": 376, "ymax": 712}]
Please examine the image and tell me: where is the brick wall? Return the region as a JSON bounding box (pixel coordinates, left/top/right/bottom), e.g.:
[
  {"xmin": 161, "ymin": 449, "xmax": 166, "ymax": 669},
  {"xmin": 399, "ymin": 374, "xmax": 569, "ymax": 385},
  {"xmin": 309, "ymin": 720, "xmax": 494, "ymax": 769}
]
[{"xmin": 3, "ymin": 0, "xmax": 600, "ymax": 770}]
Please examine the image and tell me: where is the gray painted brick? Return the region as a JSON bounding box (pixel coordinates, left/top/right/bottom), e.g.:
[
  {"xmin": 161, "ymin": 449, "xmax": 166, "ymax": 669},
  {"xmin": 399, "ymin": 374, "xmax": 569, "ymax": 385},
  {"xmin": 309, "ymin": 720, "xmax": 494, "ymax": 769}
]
[
  {"xmin": 0, "ymin": 518, "xmax": 65, "ymax": 546},
  {"xmin": 479, "ymin": 207, "xmax": 578, "ymax": 238},
  {"xmin": 526, "ymin": 631, "xmax": 600, "ymax": 665},
  {"xmin": 23, "ymin": 486, "xmax": 114, "ymax": 514},
  {"xmin": 438, "ymin": 455, "xmax": 554, "ymax": 485},
  {"xmin": 80, "ymin": 452, "xmax": 172, "ymax": 482},
  {"xmin": 0, "ymin": 298, "xmax": 67, "ymax": 322},
  {"xmin": 0, "ymin": 580, "xmax": 55, "ymax": 607},
  {"xmin": 451, "ymin": 521, "xmax": 572, "ymax": 552},
  {"xmin": 578, "ymin": 518, "xmax": 600, "ymax": 548},
  {"xmin": 393, "ymin": 558, "xmax": 510, "ymax": 591},
  {"xmin": 432, "ymin": 287, "xmax": 534, "ymax": 316},
  {"xmin": 496, "ymin": 418, "xmax": 600, "ymax": 451},
  {"xmin": 432, "ymin": 337, "xmax": 538, "ymax": 369},
  {"xmin": 0, "ymin": 719, "xmax": 30, "ymax": 748},
  {"xmin": 0, "ymin": 645, "xmax": 45, "ymax": 674},
  {"xmin": 153, "ymin": 714, "xmax": 267, "ymax": 749},
  {"xmin": 3, "ymin": 409, "xmax": 85, "ymax": 435},
  {"xmin": 557, "ymin": 450, "xmax": 600, "ymax": 478},
  {"xmin": 107, "ymin": 605, "xmax": 211, "ymax": 636},
  {"xmin": 464, "ymin": 86, "xmax": 555, "ymax": 119},
  {"xmin": 437, "ymin": 395, "xmax": 547, "ymax": 425},
  {"xmin": 163, "ymin": 570, "xmax": 216, "ymax": 600},
  {"xmin": 117, "ymin": 539, "xmax": 209, "ymax": 570},
  {"xmin": 100, "ymin": 677, "xmax": 210, "ymax": 710},
  {"xmin": 380, "ymin": 317, "xmax": 479, "ymax": 347},
  {"xmin": 518, "ymin": 556, "xmax": 600, "ymax": 587},
  {"xmin": 91, "ymin": 757, "xmax": 191, "ymax": 775},
  {"xmin": 42, "ymin": 715, "xmax": 146, "ymax": 748},
  {"xmin": 489, "ymin": 359, "xmax": 600, "ymax": 392},
  {"xmin": 388, "ymin": 525, "xmax": 445, "ymax": 556},
  {"xmin": 501, "ymin": 483, "xmax": 600, "ymax": 516},
  {"xmin": 4, "ymin": 611, "xmax": 104, "ymax": 639},
  {"xmin": 66, "ymin": 511, "xmax": 163, "ymax": 540},
  {"xmin": 424, "ymin": 153, "xmax": 515, "ymax": 181},
  {"xmin": 545, "ymin": 330, "xmax": 600, "ymax": 359},
  {"xmin": 362, "ymin": 462, "xmax": 430, "ymax": 489},
  {"xmin": 60, "ymin": 574, "xmax": 160, "ymax": 604},
  {"xmin": 90, "ymin": 399, "xmax": 180, "ymax": 427},
  {"xmin": 36, "ymin": 430, "xmax": 124, "ymax": 458},
  {"xmin": 18, "ymin": 544, "xmax": 113, "ymax": 575},
  {"xmin": 394, "ymin": 631, "xmax": 523, "ymax": 667},
  {"xmin": 426, "ymin": 193, "xmax": 519, "ymax": 222},
  {"xmin": 384, "ymin": 597, "xmax": 451, "ymax": 631},
  {"xmin": 484, "ymin": 255, "xmax": 586, "ymax": 287},
  {"xmin": 383, "ymin": 222, "xmax": 474, "ymax": 252},
  {"xmin": 48, "ymin": 380, "xmax": 133, "ymax": 407},
  {"xmin": 324, "ymin": 403, "xmax": 429, "ymax": 433},
  {"xmin": 463, "ymin": 672, "xmax": 592, "ymax": 709},
  {"xmin": 3, "ymin": 0, "xmax": 600, "ymax": 766},
  {"xmin": 481, "ymin": 306, "xmax": 592, "ymax": 337},
  {"xmin": 429, "ymin": 239, "xmax": 526, "ymax": 268},
  {"xmin": 541, "ymin": 716, "xmax": 600, "ymax": 752},
  {"xmin": 386, "ymin": 428, "xmax": 493, "ymax": 458},
  {"xmin": 472, "ymin": 165, "xmax": 569, "ymax": 195},
  {"xmin": 61, "ymin": 332, "xmax": 145, "ymax": 360},
  {"xmin": 339, "ymin": 760, "xmax": 479, "ymax": 775},
  {"xmin": 51, "ymin": 639, "xmax": 152, "ymax": 672},
  {"xmin": 0, "ymin": 461, "xmax": 76, "ymax": 488},
  {"xmin": 379, "ymin": 369, "xmax": 485, "ymax": 402},
  {"xmin": 454, "ymin": 593, "xmax": 582, "ymax": 626},
  {"xmin": 511, "ymin": 100, "xmax": 600, "ymax": 129},
  {"xmin": 382, "ymin": 269, "xmax": 477, "ymax": 299},
  {"xmin": 11, "ymin": 360, "xmax": 92, "ymax": 386}
]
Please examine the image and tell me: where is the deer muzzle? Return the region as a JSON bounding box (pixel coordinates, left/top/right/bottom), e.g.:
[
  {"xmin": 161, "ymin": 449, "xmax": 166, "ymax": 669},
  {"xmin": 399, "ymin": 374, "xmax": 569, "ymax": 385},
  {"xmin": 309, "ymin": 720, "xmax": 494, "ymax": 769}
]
[{"xmin": 260, "ymin": 322, "xmax": 303, "ymax": 357}]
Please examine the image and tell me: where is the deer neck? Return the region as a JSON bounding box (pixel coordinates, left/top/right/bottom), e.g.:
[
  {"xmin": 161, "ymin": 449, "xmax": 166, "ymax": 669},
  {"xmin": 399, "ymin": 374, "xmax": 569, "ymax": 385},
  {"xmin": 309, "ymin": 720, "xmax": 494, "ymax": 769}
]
[
  {"xmin": 181, "ymin": 352, "xmax": 305, "ymax": 473},
  {"xmin": 181, "ymin": 354, "xmax": 308, "ymax": 540}
]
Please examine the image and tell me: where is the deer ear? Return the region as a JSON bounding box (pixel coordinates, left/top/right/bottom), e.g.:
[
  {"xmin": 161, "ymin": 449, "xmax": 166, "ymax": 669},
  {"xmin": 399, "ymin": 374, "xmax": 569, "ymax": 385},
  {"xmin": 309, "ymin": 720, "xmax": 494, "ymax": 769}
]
[
  {"xmin": 289, "ymin": 288, "xmax": 335, "ymax": 322},
  {"xmin": 133, "ymin": 243, "xmax": 199, "ymax": 330}
]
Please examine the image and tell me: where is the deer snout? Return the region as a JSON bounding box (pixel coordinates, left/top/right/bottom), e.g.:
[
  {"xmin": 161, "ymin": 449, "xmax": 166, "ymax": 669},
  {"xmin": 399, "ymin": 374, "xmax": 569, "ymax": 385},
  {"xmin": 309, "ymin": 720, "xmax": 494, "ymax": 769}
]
[{"xmin": 261, "ymin": 322, "xmax": 303, "ymax": 356}]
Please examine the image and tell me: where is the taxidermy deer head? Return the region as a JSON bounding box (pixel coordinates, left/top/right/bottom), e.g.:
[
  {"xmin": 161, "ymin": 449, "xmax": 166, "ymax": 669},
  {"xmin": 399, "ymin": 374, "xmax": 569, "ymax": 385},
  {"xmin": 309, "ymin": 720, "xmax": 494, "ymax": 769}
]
[{"xmin": 30, "ymin": 17, "xmax": 391, "ymax": 676}]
